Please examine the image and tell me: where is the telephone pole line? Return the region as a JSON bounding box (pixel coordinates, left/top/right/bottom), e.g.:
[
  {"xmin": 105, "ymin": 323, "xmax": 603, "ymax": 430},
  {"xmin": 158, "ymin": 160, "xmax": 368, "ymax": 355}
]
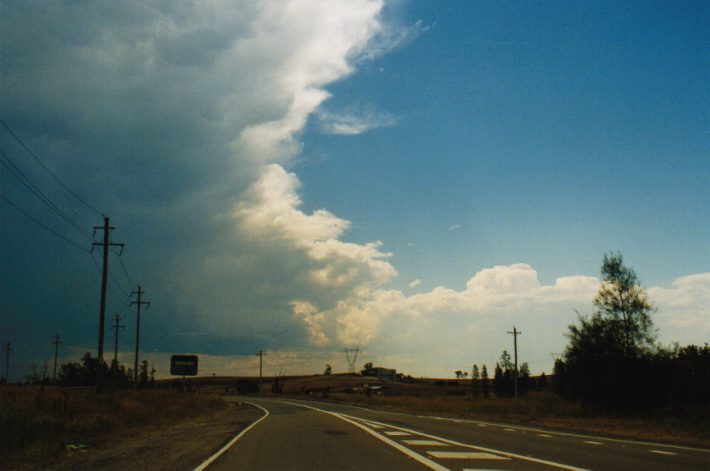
[
  {"xmin": 256, "ymin": 350, "xmax": 267, "ymax": 385},
  {"xmin": 130, "ymin": 285, "xmax": 150, "ymax": 389},
  {"xmin": 111, "ymin": 314, "xmax": 125, "ymax": 365},
  {"xmin": 92, "ymin": 217, "xmax": 124, "ymax": 367},
  {"xmin": 4, "ymin": 342, "xmax": 10, "ymax": 383},
  {"xmin": 507, "ymin": 327, "xmax": 522, "ymax": 399},
  {"xmin": 51, "ymin": 334, "xmax": 63, "ymax": 383}
]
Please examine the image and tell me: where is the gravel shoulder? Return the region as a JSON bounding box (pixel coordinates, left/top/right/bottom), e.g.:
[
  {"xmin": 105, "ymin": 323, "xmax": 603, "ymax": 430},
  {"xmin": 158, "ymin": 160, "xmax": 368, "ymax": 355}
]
[{"xmin": 52, "ymin": 398, "xmax": 263, "ymax": 471}]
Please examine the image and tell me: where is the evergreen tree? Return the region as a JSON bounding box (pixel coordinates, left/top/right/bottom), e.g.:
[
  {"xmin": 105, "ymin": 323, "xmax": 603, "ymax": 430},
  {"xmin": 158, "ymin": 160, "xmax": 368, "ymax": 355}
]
[
  {"xmin": 481, "ymin": 365, "xmax": 489, "ymax": 397},
  {"xmin": 471, "ymin": 364, "xmax": 480, "ymax": 398}
]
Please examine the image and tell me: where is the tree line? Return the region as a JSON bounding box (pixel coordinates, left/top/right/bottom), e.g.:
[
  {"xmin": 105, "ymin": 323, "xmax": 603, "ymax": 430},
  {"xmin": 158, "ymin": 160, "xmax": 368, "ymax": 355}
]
[{"xmin": 554, "ymin": 253, "xmax": 709, "ymax": 414}]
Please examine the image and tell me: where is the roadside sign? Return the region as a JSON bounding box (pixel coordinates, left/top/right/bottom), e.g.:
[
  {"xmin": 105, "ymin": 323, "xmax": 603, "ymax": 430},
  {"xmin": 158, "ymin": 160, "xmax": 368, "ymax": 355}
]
[{"xmin": 170, "ymin": 355, "xmax": 198, "ymax": 376}]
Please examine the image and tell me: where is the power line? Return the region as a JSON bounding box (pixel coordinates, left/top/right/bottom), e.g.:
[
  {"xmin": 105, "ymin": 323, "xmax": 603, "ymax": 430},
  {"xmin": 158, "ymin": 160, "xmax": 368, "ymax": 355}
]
[
  {"xmin": 90, "ymin": 249, "xmax": 129, "ymax": 303},
  {"xmin": 0, "ymin": 149, "xmax": 95, "ymax": 240},
  {"xmin": 0, "ymin": 119, "xmax": 103, "ymax": 217},
  {"xmin": 118, "ymin": 255, "xmax": 135, "ymax": 291},
  {"xmin": 0, "ymin": 194, "xmax": 90, "ymax": 253}
]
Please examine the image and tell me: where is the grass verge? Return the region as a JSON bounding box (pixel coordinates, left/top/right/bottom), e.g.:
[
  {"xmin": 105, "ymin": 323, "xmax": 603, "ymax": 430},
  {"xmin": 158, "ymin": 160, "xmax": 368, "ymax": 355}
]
[{"xmin": 0, "ymin": 385, "xmax": 228, "ymax": 468}]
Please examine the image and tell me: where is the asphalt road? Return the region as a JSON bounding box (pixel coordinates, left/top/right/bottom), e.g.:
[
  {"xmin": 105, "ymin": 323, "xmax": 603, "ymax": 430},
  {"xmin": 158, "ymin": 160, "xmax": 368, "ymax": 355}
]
[{"xmin": 196, "ymin": 397, "xmax": 710, "ymax": 471}]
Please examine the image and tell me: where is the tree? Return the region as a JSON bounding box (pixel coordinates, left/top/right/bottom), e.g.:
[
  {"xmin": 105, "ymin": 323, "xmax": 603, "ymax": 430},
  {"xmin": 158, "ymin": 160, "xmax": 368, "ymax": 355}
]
[
  {"xmin": 471, "ymin": 364, "xmax": 480, "ymax": 398},
  {"xmin": 519, "ymin": 362, "xmax": 531, "ymax": 394},
  {"xmin": 559, "ymin": 253, "xmax": 657, "ymax": 408},
  {"xmin": 455, "ymin": 370, "xmax": 463, "ymax": 379},
  {"xmin": 323, "ymin": 364, "xmax": 332, "ymax": 375},
  {"xmin": 480, "ymin": 365, "xmax": 489, "ymax": 398},
  {"xmin": 593, "ymin": 252, "xmax": 655, "ymax": 357}
]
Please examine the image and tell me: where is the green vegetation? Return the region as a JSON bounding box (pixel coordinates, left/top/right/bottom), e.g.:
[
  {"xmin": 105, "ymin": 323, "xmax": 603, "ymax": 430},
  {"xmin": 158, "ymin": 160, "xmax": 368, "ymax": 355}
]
[{"xmin": 554, "ymin": 253, "xmax": 710, "ymax": 414}]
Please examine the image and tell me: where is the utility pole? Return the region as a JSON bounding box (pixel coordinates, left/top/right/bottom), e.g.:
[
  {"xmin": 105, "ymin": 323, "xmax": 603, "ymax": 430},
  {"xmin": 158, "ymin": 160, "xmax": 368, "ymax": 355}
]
[
  {"xmin": 256, "ymin": 350, "xmax": 267, "ymax": 385},
  {"xmin": 130, "ymin": 285, "xmax": 150, "ymax": 389},
  {"xmin": 92, "ymin": 217, "xmax": 124, "ymax": 383},
  {"xmin": 111, "ymin": 314, "xmax": 125, "ymax": 365},
  {"xmin": 507, "ymin": 327, "xmax": 522, "ymax": 399},
  {"xmin": 51, "ymin": 334, "xmax": 63, "ymax": 383},
  {"xmin": 4, "ymin": 342, "xmax": 10, "ymax": 383}
]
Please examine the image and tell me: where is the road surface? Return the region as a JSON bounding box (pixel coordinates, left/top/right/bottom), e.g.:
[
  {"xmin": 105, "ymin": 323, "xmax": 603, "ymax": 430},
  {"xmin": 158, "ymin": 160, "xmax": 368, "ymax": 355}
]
[{"xmin": 197, "ymin": 397, "xmax": 709, "ymax": 471}]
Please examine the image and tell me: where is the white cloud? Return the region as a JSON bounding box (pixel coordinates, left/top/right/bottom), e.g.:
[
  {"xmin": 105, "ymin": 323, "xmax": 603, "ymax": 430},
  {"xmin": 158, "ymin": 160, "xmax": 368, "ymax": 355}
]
[
  {"xmin": 318, "ymin": 106, "xmax": 397, "ymax": 135},
  {"xmin": 448, "ymin": 224, "xmax": 461, "ymax": 231},
  {"xmin": 409, "ymin": 278, "xmax": 421, "ymax": 288}
]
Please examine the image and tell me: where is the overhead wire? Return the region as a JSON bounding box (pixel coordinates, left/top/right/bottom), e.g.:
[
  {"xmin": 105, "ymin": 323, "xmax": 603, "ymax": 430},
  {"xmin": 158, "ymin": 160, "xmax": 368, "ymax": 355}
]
[
  {"xmin": 0, "ymin": 149, "xmax": 95, "ymax": 241},
  {"xmin": 0, "ymin": 119, "xmax": 103, "ymax": 217},
  {"xmin": 0, "ymin": 194, "xmax": 90, "ymax": 254}
]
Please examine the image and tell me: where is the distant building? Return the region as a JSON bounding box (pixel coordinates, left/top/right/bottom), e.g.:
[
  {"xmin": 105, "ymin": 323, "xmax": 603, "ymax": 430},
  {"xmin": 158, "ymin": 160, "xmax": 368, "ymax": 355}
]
[{"xmin": 361, "ymin": 366, "xmax": 397, "ymax": 381}]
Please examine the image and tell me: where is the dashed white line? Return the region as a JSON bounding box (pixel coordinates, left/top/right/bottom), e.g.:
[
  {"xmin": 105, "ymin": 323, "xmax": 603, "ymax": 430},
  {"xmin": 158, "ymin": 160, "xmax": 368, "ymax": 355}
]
[
  {"xmin": 427, "ymin": 451, "xmax": 510, "ymax": 460},
  {"xmin": 504, "ymin": 428, "xmax": 516, "ymax": 432},
  {"xmin": 334, "ymin": 413, "xmax": 588, "ymax": 471},
  {"xmin": 384, "ymin": 431, "xmax": 411, "ymax": 436},
  {"xmin": 650, "ymin": 450, "xmax": 678, "ymax": 456},
  {"xmin": 538, "ymin": 434, "xmax": 553, "ymax": 438},
  {"xmin": 584, "ymin": 441, "xmax": 603, "ymax": 445},
  {"xmin": 402, "ymin": 439, "xmax": 450, "ymax": 446}
]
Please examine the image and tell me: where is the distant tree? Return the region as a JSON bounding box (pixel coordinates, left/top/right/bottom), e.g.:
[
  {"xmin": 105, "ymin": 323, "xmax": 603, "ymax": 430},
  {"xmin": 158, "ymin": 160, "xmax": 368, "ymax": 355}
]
[
  {"xmin": 537, "ymin": 372, "xmax": 548, "ymax": 389},
  {"xmin": 481, "ymin": 365, "xmax": 489, "ymax": 397},
  {"xmin": 455, "ymin": 370, "xmax": 463, "ymax": 379},
  {"xmin": 363, "ymin": 362, "xmax": 373, "ymax": 370},
  {"xmin": 471, "ymin": 364, "xmax": 480, "ymax": 398},
  {"xmin": 323, "ymin": 364, "xmax": 332, "ymax": 375},
  {"xmin": 139, "ymin": 360, "xmax": 149, "ymax": 388},
  {"xmin": 494, "ymin": 351, "xmax": 515, "ymax": 397},
  {"xmin": 519, "ymin": 362, "xmax": 531, "ymax": 394},
  {"xmin": 463, "ymin": 371, "xmax": 468, "ymax": 379}
]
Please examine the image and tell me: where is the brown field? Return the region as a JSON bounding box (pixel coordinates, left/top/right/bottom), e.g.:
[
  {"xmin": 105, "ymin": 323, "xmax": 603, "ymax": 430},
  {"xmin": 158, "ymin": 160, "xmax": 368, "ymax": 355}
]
[{"xmin": 0, "ymin": 384, "xmax": 228, "ymax": 468}]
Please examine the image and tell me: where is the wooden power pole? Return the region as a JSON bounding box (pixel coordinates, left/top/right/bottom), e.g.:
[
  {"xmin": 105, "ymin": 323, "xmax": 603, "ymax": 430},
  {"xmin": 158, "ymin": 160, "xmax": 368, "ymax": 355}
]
[
  {"xmin": 51, "ymin": 334, "xmax": 63, "ymax": 383},
  {"xmin": 130, "ymin": 285, "xmax": 150, "ymax": 388},
  {"xmin": 507, "ymin": 327, "xmax": 522, "ymax": 399},
  {"xmin": 256, "ymin": 350, "xmax": 267, "ymax": 385}
]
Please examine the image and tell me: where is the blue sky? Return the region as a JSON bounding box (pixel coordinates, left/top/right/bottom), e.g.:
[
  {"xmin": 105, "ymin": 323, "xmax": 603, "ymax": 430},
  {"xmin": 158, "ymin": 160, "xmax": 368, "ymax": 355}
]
[{"xmin": 1, "ymin": 1, "xmax": 708, "ymax": 380}]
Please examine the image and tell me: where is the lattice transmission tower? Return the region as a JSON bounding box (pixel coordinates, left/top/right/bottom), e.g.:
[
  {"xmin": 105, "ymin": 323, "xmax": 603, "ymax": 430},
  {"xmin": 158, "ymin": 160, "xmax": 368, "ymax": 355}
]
[{"xmin": 342, "ymin": 346, "xmax": 360, "ymax": 374}]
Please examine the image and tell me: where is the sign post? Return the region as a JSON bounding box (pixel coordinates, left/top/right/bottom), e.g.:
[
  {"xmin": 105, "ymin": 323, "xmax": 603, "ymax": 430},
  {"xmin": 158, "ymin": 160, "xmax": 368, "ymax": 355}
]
[{"xmin": 170, "ymin": 355, "xmax": 198, "ymax": 391}]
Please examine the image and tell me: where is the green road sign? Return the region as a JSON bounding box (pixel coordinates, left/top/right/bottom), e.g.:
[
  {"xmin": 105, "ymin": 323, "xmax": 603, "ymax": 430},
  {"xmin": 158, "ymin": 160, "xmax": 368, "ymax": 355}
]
[{"xmin": 170, "ymin": 355, "xmax": 198, "ymax": 376}]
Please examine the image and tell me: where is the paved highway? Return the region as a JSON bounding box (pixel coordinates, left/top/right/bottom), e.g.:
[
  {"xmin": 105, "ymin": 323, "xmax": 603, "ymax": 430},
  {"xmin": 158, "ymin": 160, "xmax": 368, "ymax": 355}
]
[{"xmin": 196, "ymin": 397, "xmax": 710, "ymax": 470}]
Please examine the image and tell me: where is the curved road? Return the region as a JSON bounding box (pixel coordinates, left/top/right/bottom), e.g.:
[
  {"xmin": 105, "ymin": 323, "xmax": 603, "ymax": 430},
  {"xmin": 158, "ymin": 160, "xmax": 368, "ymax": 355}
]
[{"xmin": 197, "ymin": 397, "xmax": 709, "ymax": 471}]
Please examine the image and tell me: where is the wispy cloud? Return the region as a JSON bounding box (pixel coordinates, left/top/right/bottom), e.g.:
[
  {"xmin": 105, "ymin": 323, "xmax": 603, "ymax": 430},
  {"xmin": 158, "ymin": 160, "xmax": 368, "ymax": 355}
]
[
  {"xmin": 448, "ymin": 224, "xmax": 461, "ymax": 231},
  {"xmin": 318, "ymin": 106, "xmax": 398, "ymax": 135}
]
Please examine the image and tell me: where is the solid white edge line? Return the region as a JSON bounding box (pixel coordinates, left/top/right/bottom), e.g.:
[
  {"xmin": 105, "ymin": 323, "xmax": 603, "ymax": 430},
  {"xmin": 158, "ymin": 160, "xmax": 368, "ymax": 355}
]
[
  {"xmin": 193, "ymin": 401, "xmax": 270, "ymax": 471},
  {"xmin": 338, "ymin": 413, "xmax": 589, "ymax": 471},
  {"xmin": 279, "ymin": 401, "xmax": 447, "ymax": 471}
]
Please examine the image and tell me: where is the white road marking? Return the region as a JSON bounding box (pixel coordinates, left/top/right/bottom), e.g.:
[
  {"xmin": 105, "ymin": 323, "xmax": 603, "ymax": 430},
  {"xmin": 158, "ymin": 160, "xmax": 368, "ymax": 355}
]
[
  {"xmin": 650, "ymin": 450, "xmax": 678, "ymax": 456},
  {"xmin": 402, "ymin": 439, "xmax": 450, "ymax": 446},
  {"xmin": 281, "ymin": 401, "xmax": 447, "ymax": 471},
  {"xmin": 427, "ymin": 451, "xmax": 509, "ymax": 460},
  {"xmin": 421, "ymin": 413, "xmax": 710, "ymax": 453},
  {"xmin": 384, "ymin": 431, "xmax": 412, "ymax": 436},
  {"xmin": 538, "ymin": 434, "xmax": 553, "ymax": 438},
  {"xmin": 504, "ymin": 428, "xmax": 516, "ymax": 432},
  {"xmin": 584, "ymin": 441, "xmax": 603, "ymax": 445},
  {"xmin": 193, "ymin": 401, "xmax": 270, "ymax": 471},
  {"xmin": 334, "ymin": 413, "xmax": 588, "ymax": 471}
]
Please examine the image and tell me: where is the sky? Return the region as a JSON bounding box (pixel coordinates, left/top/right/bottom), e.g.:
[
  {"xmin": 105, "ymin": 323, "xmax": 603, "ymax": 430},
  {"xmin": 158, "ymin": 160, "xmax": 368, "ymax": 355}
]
[{"xmin": 1, "ymin": 0, "xmax": 708, "ymax": 381}]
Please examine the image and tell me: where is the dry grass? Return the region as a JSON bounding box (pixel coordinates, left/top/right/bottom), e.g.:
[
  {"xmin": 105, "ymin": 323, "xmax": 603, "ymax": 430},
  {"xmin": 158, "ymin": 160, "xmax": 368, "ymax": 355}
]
[{"xmin": 0, "ymin": 385, "xmax": 228, "ymax": 468}]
